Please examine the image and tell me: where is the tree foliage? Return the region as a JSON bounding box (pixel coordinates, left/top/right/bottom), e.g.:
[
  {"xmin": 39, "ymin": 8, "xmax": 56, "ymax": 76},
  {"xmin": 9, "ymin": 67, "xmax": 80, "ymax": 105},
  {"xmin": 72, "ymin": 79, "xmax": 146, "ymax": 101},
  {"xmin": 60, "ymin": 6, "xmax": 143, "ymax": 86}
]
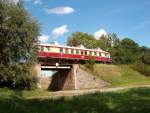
[
  {"xmin": 140, "ymin": 46, "xmax": 150, "ymax": 65},
  {"xmin": 112, "ymin": 38, "xmax": 140, "ymax": 64},
  {"xmin": 67, "ymin": 32, "xmax": 98, "ymax": 49},
  {"xmin": 0, "ymin": 0, "xmax": 39, "ymax": 89}
]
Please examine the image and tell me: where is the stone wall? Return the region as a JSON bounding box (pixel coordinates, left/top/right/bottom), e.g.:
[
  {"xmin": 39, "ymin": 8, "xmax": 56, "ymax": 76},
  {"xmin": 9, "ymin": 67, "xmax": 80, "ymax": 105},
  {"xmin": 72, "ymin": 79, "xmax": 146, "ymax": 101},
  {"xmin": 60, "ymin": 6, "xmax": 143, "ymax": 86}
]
[{"xmin": 76, "ymin": 67, "xmax": 107, "ymax": 89}]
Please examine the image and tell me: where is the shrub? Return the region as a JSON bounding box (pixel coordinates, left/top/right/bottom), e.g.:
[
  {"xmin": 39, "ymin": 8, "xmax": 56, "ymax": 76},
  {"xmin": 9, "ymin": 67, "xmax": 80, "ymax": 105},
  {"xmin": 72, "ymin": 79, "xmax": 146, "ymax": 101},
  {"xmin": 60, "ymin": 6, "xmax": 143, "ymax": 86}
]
[
  {"xmin": 85, "ymin": 56, "xmax": 95, "ymax": 71},
  {"xmin": 141, "ymin": 52, "xmax": 150, "ymax": 65},
  {"xmin": 131, "ymin": 62, "xmax": 150, "ymax": 77},
  {"xmin": 0, "ymin": 64, "xmax": 37, "ymax": 90}
]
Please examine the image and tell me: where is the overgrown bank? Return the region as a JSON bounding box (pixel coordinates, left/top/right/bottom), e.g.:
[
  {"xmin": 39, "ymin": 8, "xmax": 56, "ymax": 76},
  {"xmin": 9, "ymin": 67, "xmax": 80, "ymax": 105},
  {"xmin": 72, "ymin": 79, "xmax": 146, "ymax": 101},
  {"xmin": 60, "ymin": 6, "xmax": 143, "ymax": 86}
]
[{"xmin": 81, "ymin": 64, "xmax": 150, "ymax": 87}]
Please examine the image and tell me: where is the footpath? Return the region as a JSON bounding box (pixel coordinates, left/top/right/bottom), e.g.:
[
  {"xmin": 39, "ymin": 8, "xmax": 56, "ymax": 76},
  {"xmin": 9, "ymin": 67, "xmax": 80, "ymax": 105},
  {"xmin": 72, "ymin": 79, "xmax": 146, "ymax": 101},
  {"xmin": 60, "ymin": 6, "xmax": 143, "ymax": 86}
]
[{"xmin": 26, "ymin": 85, "xmax": 150, "ymax": 99}]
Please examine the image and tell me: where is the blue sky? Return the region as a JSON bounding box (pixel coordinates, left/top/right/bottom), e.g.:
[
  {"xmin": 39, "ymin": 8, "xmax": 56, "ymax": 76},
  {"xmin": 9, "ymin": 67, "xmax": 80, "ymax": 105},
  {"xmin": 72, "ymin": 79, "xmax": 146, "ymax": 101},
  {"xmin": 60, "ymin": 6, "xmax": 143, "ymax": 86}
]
[{"xmin": 22, "ymin": 0, "xmax": 150, "ymax": 47}]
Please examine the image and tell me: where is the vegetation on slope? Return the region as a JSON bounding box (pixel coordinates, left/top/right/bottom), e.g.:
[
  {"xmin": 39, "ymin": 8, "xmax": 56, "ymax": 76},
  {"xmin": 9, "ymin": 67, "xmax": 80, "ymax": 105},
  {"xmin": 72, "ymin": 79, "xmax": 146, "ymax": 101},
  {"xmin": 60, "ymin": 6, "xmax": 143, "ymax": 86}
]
[{"xmin": 81, "ymin": 64, "xmax": 150, "ymax": 87}]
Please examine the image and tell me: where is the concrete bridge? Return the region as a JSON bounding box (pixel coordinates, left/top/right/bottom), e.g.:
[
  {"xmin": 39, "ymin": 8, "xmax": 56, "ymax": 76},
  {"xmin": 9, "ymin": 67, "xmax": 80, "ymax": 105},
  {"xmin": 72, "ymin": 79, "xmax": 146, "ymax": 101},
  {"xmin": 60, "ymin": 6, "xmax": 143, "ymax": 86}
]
[
  {"xmin": 35, "ymin": 62, "xmax": 106, "ymax": 91},
  {"xmin": 35, "ymin": 63, "xmax": 79, "ymax": 91}
]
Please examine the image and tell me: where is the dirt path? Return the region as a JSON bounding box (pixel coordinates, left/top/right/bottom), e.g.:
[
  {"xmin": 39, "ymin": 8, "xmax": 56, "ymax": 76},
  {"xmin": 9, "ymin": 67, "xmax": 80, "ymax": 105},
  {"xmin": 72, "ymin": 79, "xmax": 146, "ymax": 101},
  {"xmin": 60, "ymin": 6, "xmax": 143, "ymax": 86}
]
[{"xmin": 26, "ymin": 85, "xmax": 150, "ymax": 99}]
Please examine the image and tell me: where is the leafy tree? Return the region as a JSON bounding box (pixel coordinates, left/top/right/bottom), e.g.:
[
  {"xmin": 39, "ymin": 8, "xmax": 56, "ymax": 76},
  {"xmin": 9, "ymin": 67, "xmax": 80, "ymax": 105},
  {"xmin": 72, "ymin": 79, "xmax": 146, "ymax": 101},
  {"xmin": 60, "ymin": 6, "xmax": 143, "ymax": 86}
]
[
  {"xmin": 96, "ymin": 36, "xmax": 110, "ymax": 51},
  {"xmin": 0, "ymin": 0, "xmax": 39, "ymax": 89},
  {"xmin": 67, "ymin": 32, "xmax": 98, "ymax": 49},
  {"xmin": 112, "ymin": 38, "xmax": 140, "ymax": 64},
  {"xmin": 108, "ymin": 33, "xmax": 120, "ymax": 47},
  {"xmin": 140, "ymin": 46, "xmax": 150, "ymax": 64}
]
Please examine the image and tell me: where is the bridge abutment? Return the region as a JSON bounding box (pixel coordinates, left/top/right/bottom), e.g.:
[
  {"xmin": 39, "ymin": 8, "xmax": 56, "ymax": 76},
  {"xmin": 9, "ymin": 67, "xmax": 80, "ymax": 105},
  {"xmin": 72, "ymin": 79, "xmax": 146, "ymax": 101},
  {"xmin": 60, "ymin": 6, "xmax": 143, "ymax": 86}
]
[{"xmin": 35, "ymin": 63, "xmax": 106, "ymax": 91}]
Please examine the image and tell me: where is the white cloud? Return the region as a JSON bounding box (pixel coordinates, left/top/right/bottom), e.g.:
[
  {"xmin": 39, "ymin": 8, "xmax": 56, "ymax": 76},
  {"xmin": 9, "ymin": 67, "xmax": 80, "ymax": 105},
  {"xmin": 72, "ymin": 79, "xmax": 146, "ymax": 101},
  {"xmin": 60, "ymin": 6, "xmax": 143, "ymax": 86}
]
[
  {"xmin": 51, "ymin": 25, "xmax": 69, "ymax": 38},
  {"xmin": 33, "ymin": 0, "xmax": 42, "ymax": 5},
  {"xmin": 38, "ymin": 35, "xmax": 49, "ymax": 43},
  {"xmin": 94, "ymin": 29, "xmax": 107, "ymax": 39},
  {"xmin": 45, "ymin": 6, "xmax": 74, "ymax": 15}
]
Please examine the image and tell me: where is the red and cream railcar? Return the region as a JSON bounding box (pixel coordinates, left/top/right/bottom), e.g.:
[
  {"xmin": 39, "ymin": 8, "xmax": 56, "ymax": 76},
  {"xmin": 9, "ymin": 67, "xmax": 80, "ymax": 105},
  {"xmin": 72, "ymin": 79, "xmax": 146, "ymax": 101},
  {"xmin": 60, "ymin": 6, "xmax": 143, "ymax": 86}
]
[{"xmin": 38, "ymin": 44, "xmax": 112, "ymax": 63}]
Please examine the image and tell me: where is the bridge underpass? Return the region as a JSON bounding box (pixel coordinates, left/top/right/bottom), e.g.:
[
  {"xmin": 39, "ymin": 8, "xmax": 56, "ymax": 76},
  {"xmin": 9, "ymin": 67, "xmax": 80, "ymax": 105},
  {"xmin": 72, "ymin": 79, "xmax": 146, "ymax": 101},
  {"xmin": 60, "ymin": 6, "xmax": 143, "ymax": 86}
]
[
  {"xmin": 35, "ymin": 63, "xmax": 78, "ymax": 91},
  {"xmin": 35, "ymin": 62, "xmax": 107, "ymax": 91}
]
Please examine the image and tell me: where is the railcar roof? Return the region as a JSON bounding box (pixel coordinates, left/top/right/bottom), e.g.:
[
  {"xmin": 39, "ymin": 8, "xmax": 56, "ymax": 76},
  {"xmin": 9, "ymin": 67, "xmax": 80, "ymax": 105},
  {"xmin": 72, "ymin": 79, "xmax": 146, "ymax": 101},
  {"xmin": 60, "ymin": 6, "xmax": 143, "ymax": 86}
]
[{"xmin": 39, "ymin": 44, "xmax": 110, "ymax": 53}]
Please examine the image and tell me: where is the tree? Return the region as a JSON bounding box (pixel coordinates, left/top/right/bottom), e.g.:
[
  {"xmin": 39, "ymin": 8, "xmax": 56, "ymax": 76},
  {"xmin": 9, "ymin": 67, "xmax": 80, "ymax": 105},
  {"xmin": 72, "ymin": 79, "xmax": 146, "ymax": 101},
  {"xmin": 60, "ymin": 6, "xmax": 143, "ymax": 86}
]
[
  {"xmin": 112, "ymin": 38, "xmax": 140, "ymax": 64},
  {"xmin": 96, "ymin": 36, "xmax": 108, "ymax": 50},
  {"xmin": 93, "ymin": 33, "xmax": 120, "ymax": 51},
  {"xmin": 108, "ymin": 33, "xmax": 120, "ymax": 47},
  {"xmin": 67, "ymin": 32, "xmax": 98, "ymax": 49},
  {"xmin": 140, "ymin": 46, "xmax": 150, "ymax": 64},
  {"xmin": 0, "ymin": 0, "xmax": 39, "ymax": 89}
]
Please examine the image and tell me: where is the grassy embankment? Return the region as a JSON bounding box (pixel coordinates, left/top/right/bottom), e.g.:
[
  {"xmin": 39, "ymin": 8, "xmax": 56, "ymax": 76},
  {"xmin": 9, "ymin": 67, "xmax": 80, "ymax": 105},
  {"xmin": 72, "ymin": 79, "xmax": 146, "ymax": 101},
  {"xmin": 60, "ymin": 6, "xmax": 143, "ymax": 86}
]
[
  {"xmin": 81, "ymin": 64, "xmax": 150, "ymax": 87},
  {"xmin": 0, "ymin": 87, "xmax": 150, "ymax": 113}
]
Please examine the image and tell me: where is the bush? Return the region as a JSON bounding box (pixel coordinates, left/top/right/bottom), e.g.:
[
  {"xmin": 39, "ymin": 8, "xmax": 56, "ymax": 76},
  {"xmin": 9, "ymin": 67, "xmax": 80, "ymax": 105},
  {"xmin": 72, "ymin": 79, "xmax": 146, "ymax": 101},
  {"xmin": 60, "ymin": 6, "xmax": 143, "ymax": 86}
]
[
  {"xmin": 141, "ymin": 52, "xmax": 150, "ymax": 65},
  {"xmin": 0, "ymin": 64, "xmax": 37, "ymax": 90},
  {"xmin": 131, "ymin": 62, "xmax": 150, "ymax": 77},
  {"xmin": 85, "ymin": 56, "xmax": 95, "ymax": 71}
]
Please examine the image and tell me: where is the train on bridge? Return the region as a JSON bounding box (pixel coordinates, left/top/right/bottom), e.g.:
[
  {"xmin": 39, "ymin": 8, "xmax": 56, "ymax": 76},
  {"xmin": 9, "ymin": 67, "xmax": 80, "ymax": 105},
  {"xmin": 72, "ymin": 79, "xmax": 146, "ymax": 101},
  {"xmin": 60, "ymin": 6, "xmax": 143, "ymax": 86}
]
[{"xmin": 38, "ymin": 43, "xmax": 112, "ymax": 63}]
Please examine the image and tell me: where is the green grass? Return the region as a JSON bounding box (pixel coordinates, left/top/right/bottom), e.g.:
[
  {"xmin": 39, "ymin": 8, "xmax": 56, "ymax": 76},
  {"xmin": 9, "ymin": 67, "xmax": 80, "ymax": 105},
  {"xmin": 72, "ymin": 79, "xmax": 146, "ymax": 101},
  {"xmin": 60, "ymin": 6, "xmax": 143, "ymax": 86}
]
[
  {"xmin": 0, "ymin": 88, "xmax": 51, "ymax": 99},
  {"xmin": 81, "ymin": 64, "xmax": 150, "ymax": 87},
  {"xmin": 0, "ymin": 87, "xmax": 150, "ymax": 113}
]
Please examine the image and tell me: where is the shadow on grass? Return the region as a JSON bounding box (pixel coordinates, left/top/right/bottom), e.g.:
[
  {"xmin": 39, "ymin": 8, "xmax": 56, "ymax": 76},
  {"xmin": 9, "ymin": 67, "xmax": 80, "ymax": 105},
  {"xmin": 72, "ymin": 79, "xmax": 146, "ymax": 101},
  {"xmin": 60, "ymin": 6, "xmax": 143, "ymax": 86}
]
[{"xmin": 0, "ymin": 88, "xmax": 150, "ymax": 113}]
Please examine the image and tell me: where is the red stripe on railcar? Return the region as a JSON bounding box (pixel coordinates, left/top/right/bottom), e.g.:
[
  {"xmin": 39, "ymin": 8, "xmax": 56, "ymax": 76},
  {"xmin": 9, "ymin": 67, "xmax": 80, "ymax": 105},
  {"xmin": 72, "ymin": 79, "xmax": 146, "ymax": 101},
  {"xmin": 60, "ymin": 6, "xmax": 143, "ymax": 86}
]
[{"xmin": 38, "ymin": 52, "xmax": 111, "ymax": 62}]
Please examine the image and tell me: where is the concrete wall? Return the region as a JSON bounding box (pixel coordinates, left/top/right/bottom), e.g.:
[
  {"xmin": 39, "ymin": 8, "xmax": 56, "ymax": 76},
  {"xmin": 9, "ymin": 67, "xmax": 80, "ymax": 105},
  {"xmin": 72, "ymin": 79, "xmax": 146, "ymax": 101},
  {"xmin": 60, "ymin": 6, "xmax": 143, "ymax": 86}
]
[
  {"xmin": 36, "ymin": 64, "xmax": 107, "ymax": 91},
  {"xmin": 76, "ymin": 68, "xmax": 107, "ymax": 89}
]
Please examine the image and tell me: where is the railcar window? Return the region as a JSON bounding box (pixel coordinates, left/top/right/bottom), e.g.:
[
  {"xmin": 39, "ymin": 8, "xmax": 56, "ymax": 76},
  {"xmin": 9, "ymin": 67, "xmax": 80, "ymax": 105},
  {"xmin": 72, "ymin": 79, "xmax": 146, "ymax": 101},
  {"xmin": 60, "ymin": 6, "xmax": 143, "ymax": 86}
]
[
  {"xmin": 71, "ymin": 49, "xmax": 74, "ymax": 54},
  {"xmin": 89, "ymin": 51, "xmax": 92, "ymax": 56},
  {"xmin": 99, "ymin": 52, "xmax": 101, "ymax": 56},
  {"xmin": 106, "ymin": 54, "xmax": 110, "ymax": 58},
  {"xmin": 47, "ymin": 47, "xmax": 50, "ymax": 51},
  {"xmin": 66, "ymin": 49, "xmax": 69, "ymax": 54},
  {"xmin": 94, "ymin": 52, "xmax": 97, "ymax": 56},
  {"xmin": 85, "ymin": 51, "xmax": 87, "ymax": 55},
  {"xmin": 60, "ymin": 48, "xmax": 63, "ymax": 52},
  {"xmin": 41, "ymin": 47, "xmax": 44, "ymax": 51},
  {"xmin": 96, "ymin": 52, "xmax": 99, "ymax": 56},
  {"xmin": 81, "ymin": 51, "xmax": 84, "ymax": 55},
  {"xmin": 76, "ymin": 49, "xmax": 79, "ymax": 54}
]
